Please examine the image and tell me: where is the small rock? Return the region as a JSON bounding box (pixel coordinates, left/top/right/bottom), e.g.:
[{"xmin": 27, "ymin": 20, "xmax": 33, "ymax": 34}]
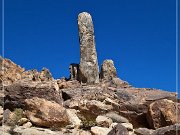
[
  {"xmin": 66, "ymin": 109, "xmax": 82, "ymax": 128},
  {"xmin": 96, "ymin": 115, "xmax": 113, "ymax": 128},
  {"xmin": 105, "ymin": 112, "xmax": 129, "ymax": 123},
  {"xmin": 23, "ymin": 122, "xmax": 32, "ymax": 128},
  {"xmin": 134, "ymin": 128, "xmax": 154, "ymax": 135},
  {"xmin": 152, "ymin": 124, "xmax": 180, "ymax": 135},
  {"xmin": 18, "ymin": 118, "xmax": 29, "ymax": 126},
  {"xmin": 109, "ymin": 122, "xmax": 118, "ymax": 129},
  {"xmin": 121, "ymin": 123, "xmax": 133, "ymax": 131},
  {"xmin": 107, "ymin": 123, "xmax": 129, "ymax": 135},
  {"xmin": 91, "ymin": 126, "xmax": 111, "ymax": 135}
]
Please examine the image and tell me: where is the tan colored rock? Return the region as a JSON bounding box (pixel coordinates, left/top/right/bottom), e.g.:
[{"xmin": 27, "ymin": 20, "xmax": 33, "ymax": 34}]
[
  {"xmin": 96, "ymin": 115, "xmax": 113, "ymax": 128},
  {"xmin": 25, "ymin": 97, "xmax": 69, "ymax": 128},
  {"xmin": 23, "ymin": 122, "xmax": 32, "ymax": 128},
  {"xmin": 79, "ymin": 100, "xmax": 113, "ymax": 117},
  {"xmin": 18, "ymin": 118, "xmax": 29, "ymax": 126},
  {"xmin": 39, "ymin": 68, "xmax": 53, "ymax": 81},
  {"xmin": 105, "ymin": 112, "xmax": 129, "ymax": 123},
  {"xmin": 66, "ymin": 109, "xmax": 82, "ymax": 128},
  {"xmin": 4, "ymin": 80, "xmax": 62, "ymax": 110},
  {"xmin": 0, "ymin": 57, "xmax": 24, "ymax": 86},
  {"xmin": 121, "ymin": 123, "xmax": 133, "ymax": 131},
  {"xmin": 13, "ymin": 126, "xmax": 63, "ymax": 135},
  {"xmin": 146, "ymin": 99, "xmax": 180, "ymax": 129},
  {"xmin": 78, "ymin": 12, "xmax": 99, "ymax": 84},
  {"xmin": 91, "ymin": 126, "xmax": 111, "ymax": 135},
  {"xmin": 100, "ymin": 60, "xmax": 117, "ymax": 81}
]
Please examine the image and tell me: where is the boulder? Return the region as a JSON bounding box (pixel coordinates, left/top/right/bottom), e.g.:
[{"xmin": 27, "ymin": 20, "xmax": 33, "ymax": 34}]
[
  {"xmin": 66, "ymin": 109, "xmax": 82, "ymax": 128},
  {"xmin": 105, "ymin": 112, "xmax": 129, "ymax": 123},
  {"xmin": 18, "ymin": 118, "xmax": 29, "ymax": 126},
  {"xmin": 91, "ymin": 126, "xmax": 111, "ymax": 135},
  {"xmin": 13, "ymin": 126, "xmax": 63, "ymax": 135},
  {"xmin": 107, "ymin": 123, "xmax": 129, "ymax": 135},
  {"xmin": 24, "ymin": 97, "xmax": 69, "ymax": 128},
  {"xmin": 134, "ymin": 128, "xmax": 154, "ymax": 135},
  {"xmin": 152, "ymin": 124, "xmax": 180, "ymax": 135},
  {"xmin": 96, "ymin": 115, "xmax": 113, "ymax": 128},
  {"xmin": 146, "ymin": 99, "xmax": 180, "ymax": 129},
  {"xmin": 4, "ymin": 80, "xmax": 62, "ymax": 110},
  {"xmin": 115, "ymin": 88, "xmax": 177, "ymax": 128},
  {"xmin": 22, "ymin": 122, "xmax": 32, "ymax": 128},
  {"xmin": 100, "ymin": 60, "xmax": 117, "ymax": 81},
  {"xmin": 79, "ymin": 100, "xmax": 113, "ymax": 118}
]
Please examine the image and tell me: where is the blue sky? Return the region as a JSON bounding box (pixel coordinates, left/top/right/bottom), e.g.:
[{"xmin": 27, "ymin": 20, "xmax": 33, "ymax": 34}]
[{"xmin": 1, "ymin": 0, "xmax": 179, "ymax": 92}]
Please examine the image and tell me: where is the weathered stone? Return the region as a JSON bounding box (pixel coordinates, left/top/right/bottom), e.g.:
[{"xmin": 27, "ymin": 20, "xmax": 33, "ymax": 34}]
[
  {"xmin": 115, "ymin": 88, "xmax": 177, "ymax": 128},
  {"xmin": 13, "ymin": 126, "xmax": 64, "ymax": 135},
  {"xmin": 91, "ymin": 126, "xmax": 111, "ymax": 135},
  {"xmin": 78, "ymin": 12, "xmax": 99, "ymax": 84},
  {"xmin": 0, "ymin": 58, "xmax": 24, "ymax": 86},
  {"xmin": 107, "ymin": 123, "xmax": 129, "ymax": 135},
  {"xmin": 22, "ymin": 122, "xmax": 32, "ymax": 128},
  {"xmin": 146, "ymin": 99, "xmax": 180, "ymax": 129},
  {"xmin": 78, "ymin": 100, "xmax": 113, "ymax": 118},
  {"xmin": 100, "ymin": 60, "xmax": 117, "ymax": 81},
  {"xmin": 69, "ymin": 63, "xmax": 79, "ymax": 80},
  {"xmin": 66, "ymin": 109, "xmax": 82, "ymax": 128},
  {"xmin": 152, "ymin": 124, "xmax": 180, "ymax": 135},
  {"xmin": 4, "ymin": 80, "xmax": 62, "ymax": 110},
  {"xmin": 18, "ymin": 118, "xmax": 29, "ymax": 126},
  {"xmin": 96, "ymin": 115, "xmax": 113, "ymax": 128},
  {"xmin": 22, "ymin": 68, "xmax": 53, "ymax": 82},
  {"xmin": 39, "ymin": 68, "xmax": 53, "ymax": 81},
  {"xmin": 121, "ymin": 123, "xmax": 133, "ymax": 131},
  {"xmin": 24, "ymin": 97, "xmax": 69, "ymax": 128},
  {"xmin": 134, "ymin": 128, "xmax": 154, "ymax": 135},
  {"xmin": 105, "ymin": 112, "xmax": 129, "ymax": 123}
]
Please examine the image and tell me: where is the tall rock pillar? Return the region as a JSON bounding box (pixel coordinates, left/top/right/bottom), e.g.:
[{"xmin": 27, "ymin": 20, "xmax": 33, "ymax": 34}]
[{"xmin": 78, "ymin": 12, "xmax": 99, "ymax": 84}]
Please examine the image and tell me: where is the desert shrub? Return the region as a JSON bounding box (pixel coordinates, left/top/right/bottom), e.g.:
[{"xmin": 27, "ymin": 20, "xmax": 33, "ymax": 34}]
[{"xmin": 7, "ymin": 108, "xmax": 24, "ymax": 127}]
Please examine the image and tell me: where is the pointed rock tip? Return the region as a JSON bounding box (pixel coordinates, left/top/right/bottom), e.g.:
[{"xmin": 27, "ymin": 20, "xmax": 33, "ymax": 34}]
[{"xmin": 78, "ymin": 12, "xmax": 92, "ymax": 19}]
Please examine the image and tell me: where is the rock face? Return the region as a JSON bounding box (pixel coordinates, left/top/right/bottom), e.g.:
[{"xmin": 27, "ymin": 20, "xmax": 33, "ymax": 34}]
[
  {"xmin": 4, "ymin": 80, "xmax": 62, "ymax": 110},
  {"xmin": 78, "ymin": 12, "xmax": 99, "ymax": 84},
  {"xmin": 0, "ymin": 57, "xmax": 25, "ymax": 86},
  {"xmin": 25, "ymin": 97, "xmax": 69, "ymax": 128},
  {"xmin": 100, "ymin": 60, "xmax": 117, "ymax": 81},
  {"xmin": 69, "ymin": 63, "xmax": 79, "ymax": 80},
  {"xmin": 146, "ymin": 99, "xmax": 180, "ymax": 129}
]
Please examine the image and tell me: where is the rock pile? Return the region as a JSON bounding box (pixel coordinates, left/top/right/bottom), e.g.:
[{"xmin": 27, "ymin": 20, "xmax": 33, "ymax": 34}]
[{"xmin": 0, "ymin": 12, "xmax": 179, "ymax": 135}]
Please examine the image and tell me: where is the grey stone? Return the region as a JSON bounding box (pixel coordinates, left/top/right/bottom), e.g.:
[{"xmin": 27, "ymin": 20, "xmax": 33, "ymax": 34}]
[
  {"xmin": 78, "ymin": 12, "xmax": 99, "ymax": 84},
  {"xmin": 100, "ymin": 60, "xmax": 117, "ymax": 81},
  {"xmin": 69, "ymin": 63, "xmax": 79, "ymax": 80},
  {"xmin": 134, "ymin": 128, "xmax": 154, "ymax": 135},
  {"xmin": 105, "ymin": 112, "xmax": 129, "ymax": 123}
]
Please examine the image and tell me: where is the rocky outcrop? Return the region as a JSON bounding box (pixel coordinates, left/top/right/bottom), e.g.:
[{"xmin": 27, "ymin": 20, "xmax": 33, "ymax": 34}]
[
  {"xmin": 4, "ymin": 79, "xmax": 62, "ymax": 110},
  {"xmin": 100, "ymin": 60, "xmax": 117, "ymax": 81},
  {"xmin": 78, "ymin": 12, "xmax": 99, "ymax": 84},
  {"xmin": 107, "ymin": 123, "xmax": 129, "ymax": 135},
  {"xmin": 69, "ymin": 63, "xmax": 79, "ymax": 81},
  {"xmin": 0, "ymin": 57, "xmax": 24, "ymax": 86},
  {"xmin": 146, "ymin": 99, "xmax": 180, "ymax": 129},
  {"xmin": 24, "ymin": 97, "xmax": 69, "ymax": 128},
  {"xmin": 1, "ymin": 12, "xmax": 180, "ymax": 135}
]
